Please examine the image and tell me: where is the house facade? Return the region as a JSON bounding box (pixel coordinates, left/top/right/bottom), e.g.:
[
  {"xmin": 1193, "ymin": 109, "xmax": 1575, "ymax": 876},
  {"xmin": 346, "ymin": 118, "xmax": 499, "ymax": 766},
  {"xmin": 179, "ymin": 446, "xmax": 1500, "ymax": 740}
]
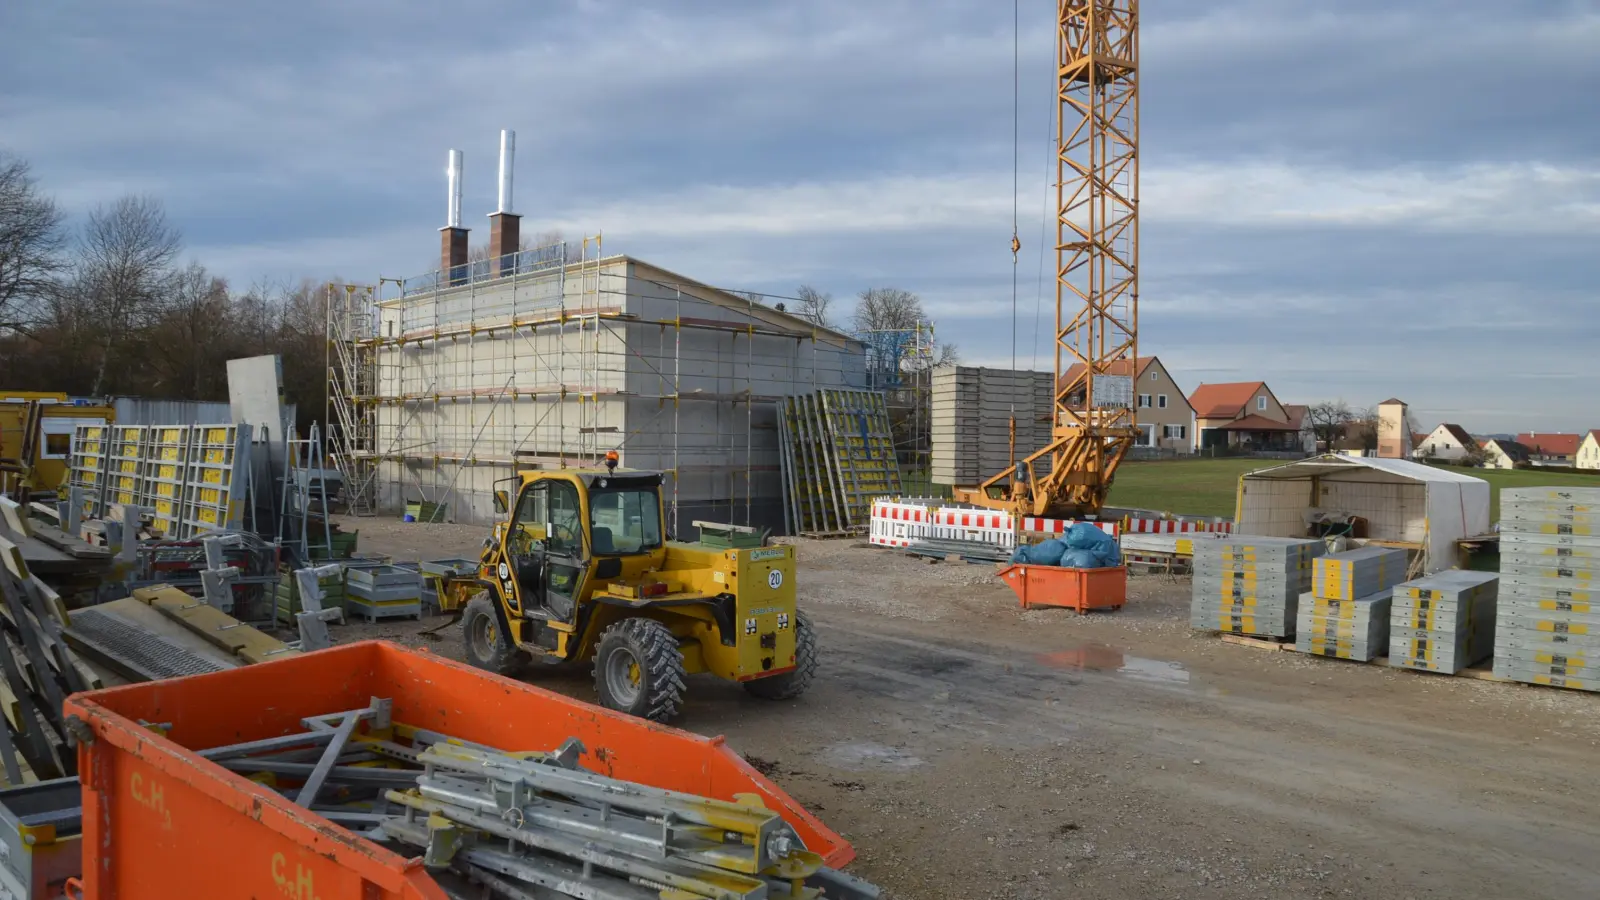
[
  {"xmin": 1188, "ymin": 382, "xmax": 1301, "ymax": 453},
  {"xmin": 1578, "ymin": 431, "xmax": 1600, "ymax": 470},
  {"xmin": 1481, "ymin": 439, "xmax": 1529, "ymax": 470},
  {"xmin": 1283, "ymin": 404, "xmax": 1317, "ymax": 454},
  {"xmin": 1060, "ymin": 356, "xmax": 1195, "ymax": 453},
  {"xmin": 1517, "ymin": 433, "xmax": 1582, "ymax": 466},
  {"xmin": 1414, "ymin": 423, "xmax": 1476, "ymax": 462}
]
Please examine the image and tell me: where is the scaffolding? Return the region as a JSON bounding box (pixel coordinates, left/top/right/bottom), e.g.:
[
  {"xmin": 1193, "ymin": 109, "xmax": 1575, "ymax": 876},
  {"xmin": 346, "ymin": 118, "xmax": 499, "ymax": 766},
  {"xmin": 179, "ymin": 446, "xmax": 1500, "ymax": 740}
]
[{"xmin": 324, "ymin": 237, "xmax": 867, "ymax": 531}]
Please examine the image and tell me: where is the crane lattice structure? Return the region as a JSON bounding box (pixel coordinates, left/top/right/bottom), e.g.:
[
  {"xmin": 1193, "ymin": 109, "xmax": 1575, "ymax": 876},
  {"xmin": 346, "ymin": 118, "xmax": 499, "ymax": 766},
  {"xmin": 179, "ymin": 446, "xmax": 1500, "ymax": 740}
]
[{"xmin": 955, "ymin": 0, "xmax": 1138, "ymax": 518}]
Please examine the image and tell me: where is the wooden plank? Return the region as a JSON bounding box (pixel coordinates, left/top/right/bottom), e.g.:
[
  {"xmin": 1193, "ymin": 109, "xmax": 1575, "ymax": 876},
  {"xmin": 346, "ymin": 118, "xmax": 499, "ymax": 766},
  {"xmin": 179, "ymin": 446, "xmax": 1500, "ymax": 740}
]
[
  {"xmin": 0, "ymin": 498, "xmax": 29, "ymax": 539},
  {"xmin": 1219, "ymin": 633, "xmax": 1295, "ymax": 652},
  {"xmin": 25, "ymin": 522, "xmax": 111, "ymax": 559}
]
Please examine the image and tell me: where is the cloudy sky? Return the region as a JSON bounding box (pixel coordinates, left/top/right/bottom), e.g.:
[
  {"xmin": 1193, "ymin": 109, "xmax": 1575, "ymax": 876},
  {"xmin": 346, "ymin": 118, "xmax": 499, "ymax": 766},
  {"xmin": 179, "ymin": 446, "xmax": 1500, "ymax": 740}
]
[{"xmin": 4, "ymin": 1, "xmax": 1598, "ymax": 433}]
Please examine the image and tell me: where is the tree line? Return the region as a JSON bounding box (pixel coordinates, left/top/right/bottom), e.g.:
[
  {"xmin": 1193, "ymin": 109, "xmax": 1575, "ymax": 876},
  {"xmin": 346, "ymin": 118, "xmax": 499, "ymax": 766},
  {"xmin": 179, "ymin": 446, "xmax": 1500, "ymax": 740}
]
[{"xmin": 0, "ymin": 153, "xmax": 328, "ymax": 432}]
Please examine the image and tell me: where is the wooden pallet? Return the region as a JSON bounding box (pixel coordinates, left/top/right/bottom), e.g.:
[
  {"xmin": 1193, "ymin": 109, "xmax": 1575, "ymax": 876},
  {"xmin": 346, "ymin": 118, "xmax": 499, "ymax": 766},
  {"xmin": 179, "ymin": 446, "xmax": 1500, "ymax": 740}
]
[{"xmin": 1217, "ymin": 633, "xmax": 1295, "ymax": 652}]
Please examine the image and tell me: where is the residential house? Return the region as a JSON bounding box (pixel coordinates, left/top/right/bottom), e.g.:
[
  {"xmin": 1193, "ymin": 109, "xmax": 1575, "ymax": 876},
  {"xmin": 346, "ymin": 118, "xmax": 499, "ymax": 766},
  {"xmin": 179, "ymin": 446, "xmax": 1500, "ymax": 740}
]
[
  {"xmin": 1516, "ymin": 433, "xmax": 1582, "ymax": 466},
  {"xmin": 1414, "ymin": 423, "xmax": 1477, "ymax": 462},
  {"xmin": 1577, "ymin": 431, "xmax": 1600, "ymax": 470},
  {"xmin": 1188, "ymin": 382, "xmax": 1302, "ymax": 453},
  {"xmin": 1481, "ymin": 439, "xmax": 1529, "ymax": 470},
  {"xmin": 1060, "ymin": 356, "xmax": 1195, "ymax": 453},
  {"xmin": 1283, "ymin": 404, "xmax": 1317, "ymax": 454}
]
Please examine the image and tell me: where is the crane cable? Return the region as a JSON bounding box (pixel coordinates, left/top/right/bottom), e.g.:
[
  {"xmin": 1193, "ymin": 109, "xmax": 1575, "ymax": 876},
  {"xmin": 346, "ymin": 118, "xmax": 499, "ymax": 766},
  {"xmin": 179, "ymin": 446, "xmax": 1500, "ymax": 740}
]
[{"xmin": 1009, "ymin": 0, "xmax": 1020, "ymax": 485}]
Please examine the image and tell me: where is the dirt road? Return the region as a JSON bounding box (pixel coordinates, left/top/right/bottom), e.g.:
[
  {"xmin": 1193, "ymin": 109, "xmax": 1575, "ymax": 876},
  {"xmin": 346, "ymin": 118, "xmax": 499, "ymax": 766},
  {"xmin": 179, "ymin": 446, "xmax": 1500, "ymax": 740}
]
[{"xmin": 340, "ymin": 519, "xmax": 1600, "ymax": 900}]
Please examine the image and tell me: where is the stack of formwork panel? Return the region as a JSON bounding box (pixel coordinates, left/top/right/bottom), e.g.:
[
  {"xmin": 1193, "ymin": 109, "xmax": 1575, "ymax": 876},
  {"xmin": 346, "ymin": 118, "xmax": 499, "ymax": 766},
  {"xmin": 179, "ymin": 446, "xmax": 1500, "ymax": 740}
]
[
  {"xmin": 1190, "ymin": 536, "xmax": 1325, "ymax": 638},
  {"xmin": 777, "ymin": 389, "xmax": 901, "ymax": 535},
  {"xmin": 1389, "ymin": 570, "xmax": 1498, "ymax": 674},
  {"xmin": 930, "ymin": 366, "xmax": 1054, "ymax": 486},
  {"xmin": 1297, "ymin": 547, "xmax": 1407, "ymax": 660},
  {"xmin": 69, "ymin": 424, "xmax": 110, "ymax": 521},
  {"xmin": 1495, "ymin": 487, "xmax": 1600, "ymax": 691}
]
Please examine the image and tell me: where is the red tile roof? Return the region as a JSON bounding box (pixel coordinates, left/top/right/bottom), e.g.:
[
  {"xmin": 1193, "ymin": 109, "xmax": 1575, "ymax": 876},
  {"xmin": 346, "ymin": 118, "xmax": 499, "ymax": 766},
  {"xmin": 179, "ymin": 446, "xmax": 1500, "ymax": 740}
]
[
  {"xmin": 1219, "ymin": 414, "xmax": 1299, "ymax": 432},
  {"xmin": 1516, "ymin": 433, "xmax": 1582, "ymax": 457},
  {"xmin": 1282, "ymin": 404, "xmax": 1308, "ymax": 430},
  {"xmin": 1058, "ymin": 357, "xmax": 1156, "ymax": 389},
  {"xmin": 1189, "ymin": 382, "xmax": 1268, "ymax": 418}
]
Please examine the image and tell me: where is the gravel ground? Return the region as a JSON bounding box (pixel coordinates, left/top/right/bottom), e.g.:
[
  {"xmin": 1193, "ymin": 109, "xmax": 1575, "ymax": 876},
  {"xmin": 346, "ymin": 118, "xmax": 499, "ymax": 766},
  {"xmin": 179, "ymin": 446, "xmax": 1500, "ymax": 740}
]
[{"xmin": 333, "ymin": 517, "xmax": 1600, "ymax": 900}]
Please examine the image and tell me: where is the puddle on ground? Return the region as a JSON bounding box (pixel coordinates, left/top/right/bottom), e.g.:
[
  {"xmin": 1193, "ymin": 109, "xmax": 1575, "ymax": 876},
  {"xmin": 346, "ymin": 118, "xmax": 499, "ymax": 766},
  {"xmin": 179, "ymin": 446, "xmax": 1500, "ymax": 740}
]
[
  {"xmin": 820, "ymin": 741, "xmax": 925, "ymax": 771},
  {"xmin": 1035, "ymin": 645, "xmax": 1191, "ymax": 684}
]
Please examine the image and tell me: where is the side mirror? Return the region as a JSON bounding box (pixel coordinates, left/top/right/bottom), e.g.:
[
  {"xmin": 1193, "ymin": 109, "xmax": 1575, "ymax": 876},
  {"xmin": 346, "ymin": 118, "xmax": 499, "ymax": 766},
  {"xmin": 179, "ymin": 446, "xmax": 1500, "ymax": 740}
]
[{"xmin": 493, "ymin": 490, "xmax": 509, "ymax": 514}]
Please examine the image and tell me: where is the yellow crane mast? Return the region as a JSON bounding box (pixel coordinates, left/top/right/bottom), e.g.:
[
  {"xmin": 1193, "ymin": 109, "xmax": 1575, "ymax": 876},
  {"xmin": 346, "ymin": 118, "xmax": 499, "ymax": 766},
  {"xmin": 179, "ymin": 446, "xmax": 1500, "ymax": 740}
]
[{"xmin": 955, "ymin": 0, "xmax": 1139, "ymax": 519}]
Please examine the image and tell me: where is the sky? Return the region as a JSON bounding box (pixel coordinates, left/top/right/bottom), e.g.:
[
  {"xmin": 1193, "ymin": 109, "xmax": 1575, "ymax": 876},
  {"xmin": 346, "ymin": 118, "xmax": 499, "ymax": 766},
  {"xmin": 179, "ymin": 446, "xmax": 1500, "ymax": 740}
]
[{"xmin": 3, "ymin": 0, "xmax": 1598, "ymax": 434}]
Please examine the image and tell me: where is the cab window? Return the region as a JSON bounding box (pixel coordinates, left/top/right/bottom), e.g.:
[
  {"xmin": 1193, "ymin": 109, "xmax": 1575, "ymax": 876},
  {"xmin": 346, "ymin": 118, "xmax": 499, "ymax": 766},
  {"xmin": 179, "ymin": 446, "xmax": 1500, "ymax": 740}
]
[{"xmin": 589, "ymin": 488, "xmax": 662, "ymax": 554}]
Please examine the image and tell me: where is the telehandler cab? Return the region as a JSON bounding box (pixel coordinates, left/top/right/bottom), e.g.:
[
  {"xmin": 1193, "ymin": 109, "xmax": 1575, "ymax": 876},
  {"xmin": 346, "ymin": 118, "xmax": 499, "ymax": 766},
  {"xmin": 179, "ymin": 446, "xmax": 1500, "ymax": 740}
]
[{"xmin": 464, "ymin": 451, "xmax": 817, "ymax": 722}]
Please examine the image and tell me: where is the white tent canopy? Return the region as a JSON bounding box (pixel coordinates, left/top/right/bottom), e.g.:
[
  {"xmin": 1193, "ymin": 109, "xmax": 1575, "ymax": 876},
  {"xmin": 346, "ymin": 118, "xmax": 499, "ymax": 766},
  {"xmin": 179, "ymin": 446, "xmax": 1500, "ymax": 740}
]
[{"xmin": 1235, "ymin": 455, "xmax": 1490, "ymax": 574}]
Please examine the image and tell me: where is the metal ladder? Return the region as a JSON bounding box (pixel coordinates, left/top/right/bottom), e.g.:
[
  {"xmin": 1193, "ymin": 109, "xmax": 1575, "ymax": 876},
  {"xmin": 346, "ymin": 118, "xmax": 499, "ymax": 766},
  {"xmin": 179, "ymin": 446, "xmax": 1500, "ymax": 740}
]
[{"xmin": 278, "ymin": 424, "xmax": 334, "ymax": 566}]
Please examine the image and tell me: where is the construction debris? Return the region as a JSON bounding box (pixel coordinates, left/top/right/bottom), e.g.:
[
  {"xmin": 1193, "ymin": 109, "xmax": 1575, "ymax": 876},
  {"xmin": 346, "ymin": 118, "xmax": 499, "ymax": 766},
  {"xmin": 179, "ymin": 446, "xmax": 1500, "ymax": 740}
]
[
  {"xmin": 777, "ymin": 389, "xmax": 900, "ymax": 536},
  {"xmin": 1494, "ymin": 487, "xmax": 1600, "ymax": 691},
  {"xmin": 1190, "ymin": 536, "xmax": 1325, "ymax": 639},
  {"xmin": 1389, "ymin": 570, "xmax": 1499, "ymax": 674}
]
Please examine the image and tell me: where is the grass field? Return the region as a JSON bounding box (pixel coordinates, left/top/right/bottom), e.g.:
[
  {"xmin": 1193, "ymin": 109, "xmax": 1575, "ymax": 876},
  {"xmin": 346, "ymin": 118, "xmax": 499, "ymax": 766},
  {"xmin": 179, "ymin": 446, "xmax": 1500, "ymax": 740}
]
[{"xmin": 1107, "ymin": 458, "xmax": 1600, "ymax": 522}]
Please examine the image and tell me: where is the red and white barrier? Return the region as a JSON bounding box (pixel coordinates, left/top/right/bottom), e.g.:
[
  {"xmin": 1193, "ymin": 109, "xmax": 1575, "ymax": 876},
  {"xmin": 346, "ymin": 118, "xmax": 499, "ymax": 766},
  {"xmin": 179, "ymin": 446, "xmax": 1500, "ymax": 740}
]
[
  {"xmin": 1124, "ymin": 517, "xmax": 1232, "ymax": 535},
  {"xmin": 868, "ymin": 499, "xmax": 937, "ymax": 548}
]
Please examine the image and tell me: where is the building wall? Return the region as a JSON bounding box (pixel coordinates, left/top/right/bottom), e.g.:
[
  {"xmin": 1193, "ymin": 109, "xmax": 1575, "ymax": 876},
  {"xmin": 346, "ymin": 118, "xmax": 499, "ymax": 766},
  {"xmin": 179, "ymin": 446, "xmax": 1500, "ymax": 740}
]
[
  {"xmin": 1482, "ymin": 444, "xmax": 1518, "ymax": 470},
  {"xmin": 1132, "ymin": 359, "xmax": 1194, "ymax": 453},
  {"xmin": 1376, "ymin": 401, "xmax": 1410, "ymax": 459},
  {"xmin": 370, "ymin": 257, "xmax": 866, "ymax": 532},
  {"xmin": 1415, "ymin": 426, "xmax": 1470, "ymax": 462},
  {"xmin": 1579, "ymin": 435, "xmax": 1600, "ymax": 470}
]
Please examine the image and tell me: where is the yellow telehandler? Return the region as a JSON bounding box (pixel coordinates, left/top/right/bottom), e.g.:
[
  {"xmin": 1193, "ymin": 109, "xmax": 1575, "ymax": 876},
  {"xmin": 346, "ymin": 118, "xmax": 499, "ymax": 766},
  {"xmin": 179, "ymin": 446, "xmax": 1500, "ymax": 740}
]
[{"xmin": 463, "ymin": 452, "xmax": 816, "ymax": 722}]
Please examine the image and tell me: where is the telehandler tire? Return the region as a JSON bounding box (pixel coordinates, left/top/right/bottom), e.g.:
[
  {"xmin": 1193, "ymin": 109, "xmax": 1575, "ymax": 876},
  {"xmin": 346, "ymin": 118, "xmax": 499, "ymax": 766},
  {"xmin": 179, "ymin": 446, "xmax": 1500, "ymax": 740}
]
[
  {"xmin": 462, "ymin": 592, "xmax": 528, "ymax": 677},
  {"xmin": 594, "ymin": 618, "xmax": 686, "ymax": 722},
  {"xmin": 743, "ymin": 610, "xmax": 818, "ymax": 701}
]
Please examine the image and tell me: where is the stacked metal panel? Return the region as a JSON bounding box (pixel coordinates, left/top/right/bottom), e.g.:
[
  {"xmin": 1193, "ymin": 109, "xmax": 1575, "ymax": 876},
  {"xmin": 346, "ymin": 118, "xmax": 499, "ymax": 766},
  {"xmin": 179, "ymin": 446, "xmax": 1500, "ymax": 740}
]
[
  {"xmin": 930, "ymin": 366, "xmax": 1055, "ymax": 486},
  {"xmin": 1297, "ymin": 547, "xmax": 1407, "ymax": 660},
  {"xmin": 1190, "ymin": 535, "xmax": 1324, "ymax": 638},
  {"xmin": 1389, "ymin": 570, "xmax": 1498, "ymax": 674},
  {"xmin": 65, "ymin": 423, "xmax": 253, "ymax": 540},
  {"xmin": 181, "ymin": 425, "xmax": 250, "ymax": 535},
  {"xmin": 68, "ymin": 424, "xmax": 109, "ymax": 520},
  {"xmin": 1495, "ymin": 487, "xmax": 1600, "ymax": 691},
  {"xmin": 777, "ymin": 389, "xmax": 901, "ymax": 535}
]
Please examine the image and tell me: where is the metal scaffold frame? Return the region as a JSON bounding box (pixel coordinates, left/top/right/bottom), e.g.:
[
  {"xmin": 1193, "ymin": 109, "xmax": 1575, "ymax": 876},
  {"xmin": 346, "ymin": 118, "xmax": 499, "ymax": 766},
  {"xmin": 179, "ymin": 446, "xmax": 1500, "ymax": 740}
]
[{"xmin": 324, "ymin": 236, "xmax": 854, "ymax": 530}]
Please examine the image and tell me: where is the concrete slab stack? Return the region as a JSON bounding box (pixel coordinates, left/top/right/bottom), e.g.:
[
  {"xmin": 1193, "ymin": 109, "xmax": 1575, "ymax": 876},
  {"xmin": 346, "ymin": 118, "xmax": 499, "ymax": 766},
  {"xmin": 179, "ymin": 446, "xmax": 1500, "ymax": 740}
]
[
  {"xmin": 1388, "ymin": 571, "xmax": 1498, "ymax": 674},
  {"xmin": 1296, "ymin": 547, "xmax": 1408, "ymax": 661},
  {"xmin": 1190, "ymin": 536, "xmax": 1325, "ymax": 638},
  {"xmin": 930, "ymin": 366, "xmax": 1055, "ymax": 487},
  {"xmin": 1494, "ymin": 487, "xmax": 1600, "ymax": 691}
]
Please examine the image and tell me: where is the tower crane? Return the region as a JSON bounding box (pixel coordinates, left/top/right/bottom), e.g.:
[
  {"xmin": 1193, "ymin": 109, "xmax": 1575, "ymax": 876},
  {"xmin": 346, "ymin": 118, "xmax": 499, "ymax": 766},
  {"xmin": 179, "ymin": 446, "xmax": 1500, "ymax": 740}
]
[{"xmin": 953, "ymin": 0, "xmax": 1139, "ymax": 519}]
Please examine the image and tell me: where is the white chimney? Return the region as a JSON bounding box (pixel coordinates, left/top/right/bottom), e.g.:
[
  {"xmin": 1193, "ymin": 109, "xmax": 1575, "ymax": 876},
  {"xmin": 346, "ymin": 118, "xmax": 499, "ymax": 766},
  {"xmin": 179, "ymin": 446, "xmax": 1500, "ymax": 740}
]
[
  {"xmin": 496, "ymin": 130, "xmax": 515, "ymax": 214},
  {"xmin": 446, "ymin": 149, "xmax": 463, "ymax": 228}
]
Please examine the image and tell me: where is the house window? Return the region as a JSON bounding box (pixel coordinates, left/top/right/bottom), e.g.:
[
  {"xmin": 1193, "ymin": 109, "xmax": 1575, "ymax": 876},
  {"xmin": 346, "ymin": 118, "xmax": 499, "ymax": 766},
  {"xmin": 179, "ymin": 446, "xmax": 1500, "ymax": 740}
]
[
  {"xmin": 1163, "ymin": 424, "xmax": 1187, "ymax": 440},
  {"xmin": 1150, "ymin": 371, "xmax": 1159, "ymax": 382},
  {"xmin": 1256, "ymin": 396, "xmax": 1267, "ymax": 411},
  {"xmin": 1138, "ymin": 394, "xmax": 1151, "ymax": 408},
  {"xmin": 1158, "ymin": 394, "xmax": 1168, "ymax": 409}
]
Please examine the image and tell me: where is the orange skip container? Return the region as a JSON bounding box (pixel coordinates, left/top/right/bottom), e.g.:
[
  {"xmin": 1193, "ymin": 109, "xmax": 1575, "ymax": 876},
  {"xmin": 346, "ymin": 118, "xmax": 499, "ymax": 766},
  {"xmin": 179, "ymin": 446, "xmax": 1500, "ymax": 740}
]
[
  {"xmin": 999, "ymin": 564, "xmax": 1128, "ymax": 613},
  {"xmin": 62, "ymin": 640, "xmax": 852, "ymax": 900}
]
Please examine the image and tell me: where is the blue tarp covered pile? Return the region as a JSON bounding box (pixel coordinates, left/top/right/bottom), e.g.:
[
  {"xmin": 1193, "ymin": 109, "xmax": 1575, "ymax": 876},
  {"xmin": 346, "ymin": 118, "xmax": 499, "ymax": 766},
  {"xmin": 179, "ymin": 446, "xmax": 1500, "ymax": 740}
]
[{"xmin": 1009, "ymin": 522, "xmax": 1121, "ymax": 568}]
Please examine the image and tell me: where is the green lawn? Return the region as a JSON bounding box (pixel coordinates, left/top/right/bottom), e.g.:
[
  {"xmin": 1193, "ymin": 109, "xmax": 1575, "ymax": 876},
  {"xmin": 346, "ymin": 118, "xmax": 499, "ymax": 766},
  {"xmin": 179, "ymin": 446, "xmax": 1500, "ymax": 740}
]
[{"xmin": 1107, "ymin": 457, "xmax": 1600, "ymax": 522}]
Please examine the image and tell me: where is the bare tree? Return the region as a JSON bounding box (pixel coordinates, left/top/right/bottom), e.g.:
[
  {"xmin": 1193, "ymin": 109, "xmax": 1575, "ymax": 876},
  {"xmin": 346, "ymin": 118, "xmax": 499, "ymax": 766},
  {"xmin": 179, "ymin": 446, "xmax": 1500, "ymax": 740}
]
[
  {"xmin": 853, "ymin": 287, "xmax": 923, "ymax": 333},
  {"xmin": 146, "ymin": 262, "xmax": 231, "ymax": 398},
  {"xmin": 793, "ymin": 285, "xmax": 836, "ymax": 329},
  {"xmin": 75, "ymin": 196, "xmax": 182, "ymax": 395},
  {"xmin": 1353, "ymin": 406, "xmax": 1380, "ymax": 452},
  {"xmin": 1305, "ymin": 400, "xmax": 1354, "ymax": 451},
  {"xmin": 0, "ymin": 154, "xmax": 67, "ymax": 334},
  {"xmin": 467, "ymin": 229, "xmax": 579, "ymax": 265}
]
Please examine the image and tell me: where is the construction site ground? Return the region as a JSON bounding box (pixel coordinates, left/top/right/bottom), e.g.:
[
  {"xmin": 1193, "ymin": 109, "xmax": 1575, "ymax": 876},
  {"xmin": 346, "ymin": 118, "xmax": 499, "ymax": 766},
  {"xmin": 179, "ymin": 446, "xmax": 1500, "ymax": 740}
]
[{"xmin": 335, "ymin": 517, "xmax": 1599, "ymax": 900}]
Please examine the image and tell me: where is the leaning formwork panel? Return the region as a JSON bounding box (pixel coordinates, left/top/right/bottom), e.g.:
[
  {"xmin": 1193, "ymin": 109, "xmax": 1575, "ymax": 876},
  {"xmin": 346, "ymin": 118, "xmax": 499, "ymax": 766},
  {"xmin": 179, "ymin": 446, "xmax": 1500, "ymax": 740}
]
[
  {"xmin": 69, "ymin": 424, "xmax": 110, "ymax": 520},
  {"xmin": 181, "ymin": 425, "xmax": 252, "ymax": 535},
  {"xmin": 778, "ymin": 389, "xmax": 900, "ymax": 535},
  {"xmin": 107, "ymin": 425, "xmax": 151, "ymax": 517},
  {"xmin": 142, "ymin": 426, "xmax": 191, "ymax": 536}
]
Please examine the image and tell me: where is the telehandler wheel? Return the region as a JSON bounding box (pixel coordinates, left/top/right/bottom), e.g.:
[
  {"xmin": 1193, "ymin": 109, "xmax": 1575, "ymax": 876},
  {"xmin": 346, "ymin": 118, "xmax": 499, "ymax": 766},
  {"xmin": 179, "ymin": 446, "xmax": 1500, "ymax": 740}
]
[
  {"xmin": 743, "ymin": 610, "xmax": 818, "ymax": 701},
  {"xmin": 594, "ymin": 618, "xmax": 686, "ymax": 722},
  {"xmin": 462, "ymin": 592, "xmax": 528, "ymax": 678}
]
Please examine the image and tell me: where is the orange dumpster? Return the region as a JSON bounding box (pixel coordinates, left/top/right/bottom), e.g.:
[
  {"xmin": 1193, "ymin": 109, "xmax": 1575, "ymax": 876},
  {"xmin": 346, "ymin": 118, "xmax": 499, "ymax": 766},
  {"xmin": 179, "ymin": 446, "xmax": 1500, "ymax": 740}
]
[
  {"xmin": 62, "ymin": 640, "xmax": 853, "ymax": 900},
  {"xmin": 999, "ymin": 564, "xmax": 1127, "ymax": 613}
]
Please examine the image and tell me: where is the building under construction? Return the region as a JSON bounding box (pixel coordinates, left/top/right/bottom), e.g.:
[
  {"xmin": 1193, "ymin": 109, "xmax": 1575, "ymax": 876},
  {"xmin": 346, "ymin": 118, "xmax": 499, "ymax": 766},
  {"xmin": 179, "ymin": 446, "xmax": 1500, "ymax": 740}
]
[{"xmin": 327, "ymin": 135, "xmax": 865, "ymax": 532}]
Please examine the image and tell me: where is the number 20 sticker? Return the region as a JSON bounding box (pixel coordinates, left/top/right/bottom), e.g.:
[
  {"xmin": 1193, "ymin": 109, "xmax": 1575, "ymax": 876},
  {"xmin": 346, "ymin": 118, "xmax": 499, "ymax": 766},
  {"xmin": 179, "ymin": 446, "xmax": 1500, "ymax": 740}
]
[{"xmin": 767, "ymin": 569, "xmax": 783, "ymax": 589}]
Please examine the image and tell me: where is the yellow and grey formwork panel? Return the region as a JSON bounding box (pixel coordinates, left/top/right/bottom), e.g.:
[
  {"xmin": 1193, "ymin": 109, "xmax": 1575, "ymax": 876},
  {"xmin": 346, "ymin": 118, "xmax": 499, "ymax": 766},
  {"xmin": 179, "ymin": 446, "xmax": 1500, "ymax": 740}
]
[
  {"xmin": 1388, "ymin": 570, "xmax": 1498, "ymax": 673},
  {"xmin": 1496, "ymin": 485, "xmax": 1600, "ymax": 692},
  {"xmin": 1296, "ymin": 588, "xmax": 1390, "ymax": 661},
  {"xmin": 68, "ymin": 423, "xmax": 110, "ymax": 521},
  {"xmin": 140, "ymin": 425, "xmax": 192, "ymax": 536},
  {"xmin": 777, "ymin": 388, "xmax": 900, "ymax": 535},
  {"xmin": 180, "ymin": 424, "xmax": 252, "ymax": 537},
  {"xmin": 106, "ymin": 425, "xmax": 150, "ymax": 515},
  {"xmin": 1191, "ymin": 536, "xmax": 1324, "ymax": 638},
  {"xmin": 1313, "ymin": 546, "xmax": 1409, "ymax": 602}
]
